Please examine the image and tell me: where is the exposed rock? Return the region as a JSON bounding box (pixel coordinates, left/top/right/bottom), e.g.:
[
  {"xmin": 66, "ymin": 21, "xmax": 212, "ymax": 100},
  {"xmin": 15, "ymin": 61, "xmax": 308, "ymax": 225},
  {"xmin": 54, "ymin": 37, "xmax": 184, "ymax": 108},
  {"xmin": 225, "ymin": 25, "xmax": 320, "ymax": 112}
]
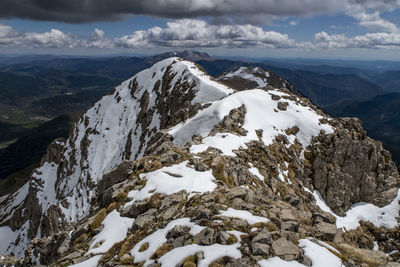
[
  {"xmin": 167, "ymin": 225, "xmax": 191, "ymax": 239},
  {"xmin": 307, "ymin": 118, "xmax": 400, "ymax": 215},
  {"xmin": 122, "ymin": 200, "xmax": 148, "ymax": 218},
  {"xmin": 281, "ymin": 221, "xmax": 299, "ymax": 232},
  {"xmin": 315, "ymin": 222, "xmax": 337, "ymax": 241},
  {"xmin": 277, "ymin": 101, "xmax": 289, "ymax": 111},
  {"xmin": 98, "ymin": 160, "xmax": 133, "ymax": 195},
  {"xmin": 193, "ymin": 228, "xmax": 216, "ymax": 245},
  {"xmin": 132, "ymin": 209, "xmax": 157, "ymax": 229},
  {"xmin": 251, "ymin": 243, "xmax": 270, "ymax": 256},
  {"xmin": 227, "ymin": 187, "xmax": 247, "ymax": 200},
  {"xmin": 271, "ymin": 238, "xmax": 301, "ymax": 261},
  {"xmin": 252, "ymin": 229, "xmax": 273, "ymax": 245}
]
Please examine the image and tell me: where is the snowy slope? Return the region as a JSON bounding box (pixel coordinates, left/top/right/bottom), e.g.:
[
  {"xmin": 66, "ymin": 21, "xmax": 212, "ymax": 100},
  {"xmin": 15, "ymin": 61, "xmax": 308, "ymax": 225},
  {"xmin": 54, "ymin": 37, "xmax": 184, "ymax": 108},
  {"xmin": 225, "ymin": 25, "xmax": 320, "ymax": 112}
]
[{"xmin": 0, "ymin": 57, "xmax": 233, "ymax": 256}]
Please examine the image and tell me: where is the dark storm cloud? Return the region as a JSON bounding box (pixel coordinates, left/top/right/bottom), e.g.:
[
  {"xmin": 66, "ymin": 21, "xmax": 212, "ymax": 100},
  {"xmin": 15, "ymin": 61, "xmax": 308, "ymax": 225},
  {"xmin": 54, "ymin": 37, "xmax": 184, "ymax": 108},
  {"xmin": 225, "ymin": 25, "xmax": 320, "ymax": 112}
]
[{"xmin": 0, "ymin": 0, "xmax": 348, "ymax": 23}]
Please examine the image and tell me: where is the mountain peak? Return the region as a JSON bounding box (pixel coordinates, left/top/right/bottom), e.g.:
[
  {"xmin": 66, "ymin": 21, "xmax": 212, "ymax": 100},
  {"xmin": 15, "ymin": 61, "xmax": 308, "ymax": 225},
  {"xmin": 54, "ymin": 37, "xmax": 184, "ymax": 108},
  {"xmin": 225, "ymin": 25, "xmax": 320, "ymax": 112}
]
[
  {"xmin": 0, "ymin": 57, "xmax": 399, "ymax": 266},
  {"xmin": 217, "ymin": 66, "xmax": 295, "ymax": 92},
  {"xmin": 145, "ymin": 50, "xmax": 212, "ymax": 63}
]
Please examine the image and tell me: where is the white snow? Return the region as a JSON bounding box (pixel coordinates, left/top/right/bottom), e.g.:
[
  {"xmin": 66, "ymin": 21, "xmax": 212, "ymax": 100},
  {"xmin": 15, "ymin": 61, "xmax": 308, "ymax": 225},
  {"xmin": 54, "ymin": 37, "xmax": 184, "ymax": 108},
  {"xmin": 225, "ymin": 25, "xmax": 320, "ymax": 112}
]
[
  {"xmin": 220, "ymin": 67, "xmax": 269, "ymax": 88},
  {"xmin": 299, "ymin": 238, "xmax": 343, "ymax": 267},
  {"xmin": 258, "ymin": 257, "xmax": 306, "ymax": 267},
  {"xmin": 32, "ymin": 162, "xmax": 58, "ymax": 214},
  {"xmin": 312, "ymin": 189, "xmax": 400, "ymax": 230},
  {"xmin": 0, "ymin": 221, "xmax": 30, "ymax": 257},
  {"xmin": 170, "ymin": 89, "xmax": 333, "ymax": 157},
  {"xmin": 218, "ymin": 208, "xmax": 269, "ymax": 224},
  {"xmin": 158, "ymin": 230, "xmax": 243, "ymax": 267},
  {"xmin": 131, "ymin": 218, "xmax": 205, "ymax": 264},
  {"xmin": 0, "ymin": 182, "xmax": 29, "ymax": 224},
  {"xmin": 87, "ymin": 210, "xmax": 134, "ymax": 255},
  {"xmin": 249, "ymin": 166, "xmax": 265, "ymax": 181},
  {"xmin": 125, "ymin": 161, "xmax": 217, "ymax": 205}
]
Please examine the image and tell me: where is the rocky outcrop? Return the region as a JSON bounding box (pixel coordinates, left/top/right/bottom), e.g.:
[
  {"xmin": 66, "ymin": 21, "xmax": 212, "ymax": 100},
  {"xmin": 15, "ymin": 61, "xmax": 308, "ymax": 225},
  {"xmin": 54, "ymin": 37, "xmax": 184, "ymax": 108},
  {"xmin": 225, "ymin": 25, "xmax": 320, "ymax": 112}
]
[{"xmin": 305, "ymin": 117, "xmax": 400, "ymax": 215}]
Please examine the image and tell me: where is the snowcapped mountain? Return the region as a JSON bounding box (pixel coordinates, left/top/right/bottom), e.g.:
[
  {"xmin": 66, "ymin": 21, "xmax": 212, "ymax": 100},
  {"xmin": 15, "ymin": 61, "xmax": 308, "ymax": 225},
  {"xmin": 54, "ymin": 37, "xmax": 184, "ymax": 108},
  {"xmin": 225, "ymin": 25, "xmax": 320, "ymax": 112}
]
[{"xmin": 0, "ymin": 58, "xmax": 399, "ymax": 266}]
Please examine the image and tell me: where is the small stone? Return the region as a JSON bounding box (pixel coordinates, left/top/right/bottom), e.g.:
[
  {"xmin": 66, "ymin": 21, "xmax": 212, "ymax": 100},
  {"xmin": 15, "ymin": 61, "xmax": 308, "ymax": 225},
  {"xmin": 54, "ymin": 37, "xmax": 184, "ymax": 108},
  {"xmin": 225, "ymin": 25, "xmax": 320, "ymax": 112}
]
[
  {"xmin": 161, "ymin": 205, "xmax": 180, "ymax": 221},
  {"xmin": 132, "ymin": 209, "xmax": 157, "ymax": 229},
  {"xmin": 167, "ymin": 225, "xmax": 190, "ymax": 239},
  {"xmin": 193, "ymin": 228, "xmax": 216, "ymax": 245},
  {"xmin": 251, "ymin": 243, "xmax": 270, "ymax": 256},
  {"xmin": 122, "ymin": 200, "xmax": 148, "ymax": 218},
  {"xmin": 252, "ymin": 229, "xmax": 272, "ymax": 245},
  {"xmin": 271, "ymin": 237, "xmax": 301, "ymax": 261},
  {"xmin": 196, "ymin": 209, "xmax": 212, "ymax": 220},
  {"xmin": 216, "ymin": 231, "xmax": 231, "ymax": 245},
  {"xmin": 281, "ymin": 221, "xmax": 299, "ymax": 232},
  {"xmin": 280, "ymin": 209, "xmax": 296, "ymax": 221},
  {"xmin": 315, "ymin": 222, "xmax": 337, "ymax": 241},
  {"xmin": 277, "ymin": 101, "xmax": 289, "ymax": 111},
  {"xmin": 227, "ymin": 187, "xmax": 247, "ymax": 200},
  {"xmin": 232, "ymin": 198, "xmax": 245, "ymax": 209},
  {"xmin": 172, "ymin": 235, "xmax": 186, "ymax": 248},
  {"xmin": 270, "ymin": 94, "xmax": 281, "ymax": 101}
]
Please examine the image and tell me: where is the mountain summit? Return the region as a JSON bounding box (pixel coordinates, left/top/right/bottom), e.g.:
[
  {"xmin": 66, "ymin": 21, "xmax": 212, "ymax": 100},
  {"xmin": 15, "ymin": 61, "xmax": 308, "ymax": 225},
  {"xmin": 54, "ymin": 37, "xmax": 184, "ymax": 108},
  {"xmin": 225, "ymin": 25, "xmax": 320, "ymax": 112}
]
[{"xmin": 0, "ymin": 58, "xmax": 399, "ymax": 266}]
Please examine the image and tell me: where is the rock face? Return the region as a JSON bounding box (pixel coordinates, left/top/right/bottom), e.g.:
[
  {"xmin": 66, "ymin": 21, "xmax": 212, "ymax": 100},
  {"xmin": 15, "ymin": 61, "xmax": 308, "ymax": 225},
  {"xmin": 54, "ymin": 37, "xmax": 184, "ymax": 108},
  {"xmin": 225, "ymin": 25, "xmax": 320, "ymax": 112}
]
[
  {"xmin": 306, "ymin": 118, "xmax": 400, "ymax": 215},
  {"xmin": 0, "ymin": 58, "xmax": 399, "ymax": 267}
]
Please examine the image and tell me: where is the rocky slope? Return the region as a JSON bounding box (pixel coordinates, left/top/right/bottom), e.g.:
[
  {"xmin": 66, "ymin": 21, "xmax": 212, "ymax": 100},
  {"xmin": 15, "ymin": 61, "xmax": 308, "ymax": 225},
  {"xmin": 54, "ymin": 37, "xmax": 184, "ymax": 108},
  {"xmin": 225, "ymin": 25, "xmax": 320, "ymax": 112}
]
[{"xmin": 0, "ymin": 58, "xmax": 399, "ymax": 267}]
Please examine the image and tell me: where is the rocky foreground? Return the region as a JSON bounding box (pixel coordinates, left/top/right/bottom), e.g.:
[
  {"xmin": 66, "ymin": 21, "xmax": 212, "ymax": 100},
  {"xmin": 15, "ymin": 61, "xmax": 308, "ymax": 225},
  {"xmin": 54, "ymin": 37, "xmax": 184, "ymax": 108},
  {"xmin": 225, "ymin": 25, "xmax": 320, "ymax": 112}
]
[{"xmin": 0, "ymin": 58, "xmax": 399, "ymax": 266}]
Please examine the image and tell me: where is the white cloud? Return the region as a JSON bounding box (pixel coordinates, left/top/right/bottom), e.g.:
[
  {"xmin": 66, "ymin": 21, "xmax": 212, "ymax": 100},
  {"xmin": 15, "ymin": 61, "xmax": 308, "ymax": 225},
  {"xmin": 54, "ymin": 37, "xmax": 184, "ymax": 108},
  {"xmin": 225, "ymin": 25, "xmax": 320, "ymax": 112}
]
[
  {"xmin": 117, "ymin": 19, "xmax": 296, "ymax": 49},
  {"xmin": 0, "ymin": 24, "xmax": 21, "ymax": 45},
  {"xmin": 24, "ymin": 29, "xmax": 75, "ymax": 48},
  {"xmin": 345, "ymin": 0, "xmax": 400, "ymax": 33},
  {"xmin": 312, "ymin": 31, "xmax": 400, "ymax": 49},
  {"xmin": 0, "ymin": 20, "xmax": 400, "ymax": 52}
]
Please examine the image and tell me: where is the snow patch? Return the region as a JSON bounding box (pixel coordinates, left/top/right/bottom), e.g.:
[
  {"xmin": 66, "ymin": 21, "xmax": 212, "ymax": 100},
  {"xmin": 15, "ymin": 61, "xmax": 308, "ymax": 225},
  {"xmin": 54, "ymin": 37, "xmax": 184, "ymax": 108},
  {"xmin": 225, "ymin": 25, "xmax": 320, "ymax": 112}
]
[
  {"xmin": 249, "ymin": 166, "xmax": 265, "ymax": 181},
  {"xmin": 87, "ymin": 210, "xmax": 134, "ymax": 255},
  {"xmin": 312, "ymin": 189, "xmax": 400, "ymax": 230},
  {"xmin": 125, "ymin": 161, "xmax": 217, "ymax": 205},
  {"xmin": 130, "ymin": 218, "xmax": 205, "ymax": 265},
  {"xmin": 299, "ymin": 239, "xmax": 343, "ymax": 267},
  {"xmin": 171, "ymin": 89, "xmax": 333, "ymax": 157},
  {"xmin": 158, "ymin": 230, "xmax": 243, "ymax": 267},
  {"xmin": 218, "ymin": 208, "xmax": 269, "ymax": 224}
]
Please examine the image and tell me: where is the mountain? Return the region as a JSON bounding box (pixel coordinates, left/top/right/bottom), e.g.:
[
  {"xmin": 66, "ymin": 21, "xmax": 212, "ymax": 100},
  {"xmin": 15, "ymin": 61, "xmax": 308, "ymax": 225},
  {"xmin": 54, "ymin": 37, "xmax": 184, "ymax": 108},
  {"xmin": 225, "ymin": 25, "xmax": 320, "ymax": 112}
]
[
  {"xmin": 197, "ymin": 59, "xmax": 384, "ymax": 107},
  {"xmin": 0, "ymin": 113, "xmax": 80, "ymax": 194},
  {"xmin": 0, "ymin": 58, "xmax": 399, "ymax": 266},
  {"xmin": 325, "ymin": 93, "xmax": 400, "ymax": 169},
  {"xmin": 370, "ymin": 70, "xmax": 400, "ymax": 93}
]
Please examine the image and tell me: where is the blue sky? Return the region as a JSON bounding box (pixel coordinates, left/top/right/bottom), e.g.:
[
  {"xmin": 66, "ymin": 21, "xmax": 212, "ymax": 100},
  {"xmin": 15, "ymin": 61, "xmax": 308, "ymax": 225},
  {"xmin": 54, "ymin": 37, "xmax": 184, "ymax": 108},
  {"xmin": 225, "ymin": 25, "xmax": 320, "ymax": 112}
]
[{"xmin": 0, "ymin": 0, "xmax": 399, "ymax": 60}]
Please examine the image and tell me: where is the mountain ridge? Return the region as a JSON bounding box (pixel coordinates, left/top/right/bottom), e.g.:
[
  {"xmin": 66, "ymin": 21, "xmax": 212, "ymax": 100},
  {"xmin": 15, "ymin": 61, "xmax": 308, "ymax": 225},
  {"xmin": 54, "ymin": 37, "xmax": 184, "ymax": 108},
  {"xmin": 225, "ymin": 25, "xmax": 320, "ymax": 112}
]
[{"xmin": 0, "ymin": 57, "xmax": 399, "ymax": 266}]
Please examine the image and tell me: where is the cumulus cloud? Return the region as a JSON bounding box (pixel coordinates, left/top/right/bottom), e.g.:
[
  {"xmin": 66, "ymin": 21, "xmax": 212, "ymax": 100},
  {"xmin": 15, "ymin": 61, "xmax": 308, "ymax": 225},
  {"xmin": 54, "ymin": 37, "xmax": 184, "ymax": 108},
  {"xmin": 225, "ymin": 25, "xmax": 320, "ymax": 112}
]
[
  {"xmin": 346, "ymin": 0, "xmax": 400, "ymax": 32},
  {"xmin": 1, "ymin": 20, "xmax": 400, "ymax": 52},
  {"xmin": 312, "ymin": 31, "xmax": 400, "ymax": 49},
  {"xmin": 117, "ymin": 19, "xmax": 296, "ymax": 48},
  {"xmin": 0, "ymin": 25, "xmax": 76, "ymax": 48}
]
